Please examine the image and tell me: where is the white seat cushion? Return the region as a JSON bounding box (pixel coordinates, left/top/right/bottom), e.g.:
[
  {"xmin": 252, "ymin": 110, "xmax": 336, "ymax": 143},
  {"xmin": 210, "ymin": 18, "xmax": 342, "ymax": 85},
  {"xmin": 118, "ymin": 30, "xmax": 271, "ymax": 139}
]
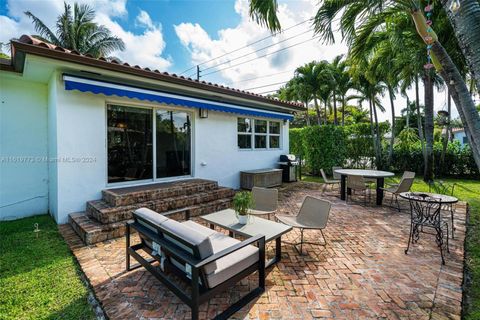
[
  {"xmin": 134, "ymin": 207, "xmax": 169, "ymax": 233},
  {"xmin": 181, "ymin": 220, "xmax": 259, "ymax": 288},
  {"xmin": 161, "ymin": 219, "xmax": 214, "ymax": 259}
]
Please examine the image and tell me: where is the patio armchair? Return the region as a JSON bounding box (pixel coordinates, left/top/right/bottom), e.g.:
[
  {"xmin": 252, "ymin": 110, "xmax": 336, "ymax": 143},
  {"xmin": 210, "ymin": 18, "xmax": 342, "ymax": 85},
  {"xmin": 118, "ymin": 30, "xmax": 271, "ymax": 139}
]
[
  {"xmin": 346, "ymin": 175, "xmax": 370, "ymax": 205},
  {"xmin": 381, "ymin": 175, "xmax": 415, "ymax": 211},
  {"xmin": 320, "ymin": 169, "xmax": 340, "ymax": 192},
  {"xmin": 332, "ymin": 166, "xmax": 343, "ymax": 180},
  {"xmin": 275, "ymin": 196, "xmax": 331, "ymax": 255},
  {"xmin": 126, "ymin": 208, "xmax": 266, "ymax": 320},
  {"xmin": 249, "ymin": 187, "xmax": 278, "ymax": 220},
  {"xmin": 386, "ymin": 171, "xmax": 416, "ymax": 188}
]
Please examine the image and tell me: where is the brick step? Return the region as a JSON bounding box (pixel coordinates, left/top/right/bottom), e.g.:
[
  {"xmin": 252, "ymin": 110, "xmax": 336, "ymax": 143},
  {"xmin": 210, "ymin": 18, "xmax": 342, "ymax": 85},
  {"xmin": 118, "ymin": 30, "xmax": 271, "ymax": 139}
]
[
  {"xmin": 69, "ymin": 198, "xmax": 233, "ymax": 245},
  {"xmin": 87, "ymin": 187, "xmax": 235, "ymax": 224},
  {"xmin": 102, "ymin": 179, "xmax": 219, "ymax": 206}
]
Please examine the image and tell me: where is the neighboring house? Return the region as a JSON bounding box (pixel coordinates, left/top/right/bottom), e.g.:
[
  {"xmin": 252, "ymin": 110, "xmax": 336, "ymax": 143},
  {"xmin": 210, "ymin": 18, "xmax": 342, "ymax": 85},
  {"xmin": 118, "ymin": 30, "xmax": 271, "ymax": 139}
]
[
  {"xmin": 0, "ymin": 35, "xmax": 303, "ymax": 224},
  {"xmin": 443, "ymin": 127, "xmax": 469, "ymax": 147}
]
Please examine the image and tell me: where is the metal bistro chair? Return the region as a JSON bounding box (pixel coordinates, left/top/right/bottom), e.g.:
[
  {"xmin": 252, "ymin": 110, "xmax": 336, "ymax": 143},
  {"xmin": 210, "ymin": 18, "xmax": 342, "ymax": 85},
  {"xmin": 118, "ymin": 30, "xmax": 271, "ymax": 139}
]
[
  {"xmin": 275, "ymin": 196, "xmax": 331, "ymax": 255},
  {"xmin": 346, "ymin": 175, "xmax": 370, "ymax": 205},
  {"xmin": 405, "ymin": 194, "xmax": 450, "ymax": 264},
  {"xmin": 320, "ymin": 169, "xmax": 340, "ymax": 192},
  {"xmin": 250, "ymin": 187, "xmax": 278, "ymax": 220},
  {"xmin": 387, "ymin": 171, "xmax": 416, "ymax": 188},
  {"xmin": 429, "ymin": 181, "xmax": 457, "ymax": 238},
  {"xmin": 382, "ymin": 175, "xmax": 415, "ymax": 211}
]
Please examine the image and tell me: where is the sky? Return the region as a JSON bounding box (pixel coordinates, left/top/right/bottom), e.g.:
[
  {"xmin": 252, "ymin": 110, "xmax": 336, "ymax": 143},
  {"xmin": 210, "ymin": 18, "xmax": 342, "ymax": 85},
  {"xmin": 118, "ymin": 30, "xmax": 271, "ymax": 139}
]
[{"xmin": 0, "ymin": 0, "xmax": 458, "ymax": 122}]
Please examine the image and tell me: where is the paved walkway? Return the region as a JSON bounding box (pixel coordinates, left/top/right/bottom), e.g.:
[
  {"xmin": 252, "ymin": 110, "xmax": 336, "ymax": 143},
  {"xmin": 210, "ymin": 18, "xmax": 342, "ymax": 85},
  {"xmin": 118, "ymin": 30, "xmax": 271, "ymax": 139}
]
[{"xmin": 60, "ymin": 182, "xmax": 466, "ymax": 319}]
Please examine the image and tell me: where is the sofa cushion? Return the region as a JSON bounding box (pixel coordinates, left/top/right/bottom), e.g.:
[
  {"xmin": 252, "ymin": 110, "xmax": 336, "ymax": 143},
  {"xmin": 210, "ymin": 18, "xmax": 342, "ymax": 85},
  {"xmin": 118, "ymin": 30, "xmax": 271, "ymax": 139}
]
[
  {"xmin": 161, "ymin": 219, "xmax": 214, "ymax": 259},
  {"xmin": 205, "ymin": 232, "xmax": 259, "ymax": 288},
  {"xmin": 133, "ymin": 207, "xmax": 169, "ymax": 232}
]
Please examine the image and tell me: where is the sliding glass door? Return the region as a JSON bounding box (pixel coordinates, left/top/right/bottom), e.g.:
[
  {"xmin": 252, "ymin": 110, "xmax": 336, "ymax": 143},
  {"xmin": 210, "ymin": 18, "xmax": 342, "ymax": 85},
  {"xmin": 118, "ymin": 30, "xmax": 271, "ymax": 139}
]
[
  {"xmin": 107, "ymin": 104, "xmax": 191, "ymax": 184},
  {"xmin": 156, "ymin": 110, "xmax": 191, "ymax": 178}
]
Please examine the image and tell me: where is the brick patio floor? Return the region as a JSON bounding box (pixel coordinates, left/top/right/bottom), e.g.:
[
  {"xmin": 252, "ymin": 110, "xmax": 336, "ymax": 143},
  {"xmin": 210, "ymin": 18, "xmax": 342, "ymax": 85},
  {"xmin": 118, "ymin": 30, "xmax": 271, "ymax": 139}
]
[{"xmin": 59, "ymin": 182, "xmax": 466, "ymax": 319}]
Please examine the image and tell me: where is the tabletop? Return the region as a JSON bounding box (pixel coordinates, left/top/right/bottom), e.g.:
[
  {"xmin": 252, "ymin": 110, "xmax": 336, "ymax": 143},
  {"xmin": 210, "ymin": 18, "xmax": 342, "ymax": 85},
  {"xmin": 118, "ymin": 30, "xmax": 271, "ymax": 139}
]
[
  {"xmin": 199, "ymin": 209, "xmax": 292, "ymax": 242},
  {"xmin": 399, "ymin": 192, "xmax": 458, "ymax": 204},
  {"xmin": 334, "ymin": 169, "xmax": 395, "ymax": 178}
]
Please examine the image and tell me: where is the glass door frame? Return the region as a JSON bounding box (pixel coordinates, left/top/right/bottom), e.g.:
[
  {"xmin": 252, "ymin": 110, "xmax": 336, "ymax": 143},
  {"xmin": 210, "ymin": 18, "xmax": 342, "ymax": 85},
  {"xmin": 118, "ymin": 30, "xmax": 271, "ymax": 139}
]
[{"xmin": 105, "ymin": 100, "xmax": 195, "ymax": 187}]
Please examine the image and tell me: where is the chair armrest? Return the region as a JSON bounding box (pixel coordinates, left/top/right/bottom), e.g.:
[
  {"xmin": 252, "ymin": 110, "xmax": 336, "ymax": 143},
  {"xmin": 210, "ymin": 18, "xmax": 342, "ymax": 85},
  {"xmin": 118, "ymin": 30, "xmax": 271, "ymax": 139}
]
[
  {"xmin": 127, "ymin": 221, "xmax": 201, "ymax": 266},
  {"xmin": 194, "ymin": 234, "xmax": 265, "ymax": 269}
]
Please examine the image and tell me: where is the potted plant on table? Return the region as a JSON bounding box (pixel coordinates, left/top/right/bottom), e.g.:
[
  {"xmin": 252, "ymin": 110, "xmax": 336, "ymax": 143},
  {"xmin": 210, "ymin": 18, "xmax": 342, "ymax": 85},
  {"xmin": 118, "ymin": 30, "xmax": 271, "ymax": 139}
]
[{"xmin": 233, "ymin": 191, "xmax": 254, "ymax": 225}]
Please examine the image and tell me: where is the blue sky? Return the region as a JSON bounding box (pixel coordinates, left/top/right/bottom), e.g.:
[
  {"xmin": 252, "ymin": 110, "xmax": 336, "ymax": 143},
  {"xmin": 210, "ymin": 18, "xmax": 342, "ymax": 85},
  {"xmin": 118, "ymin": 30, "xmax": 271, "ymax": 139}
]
[{"xmin": 0, "ymin": 0, "xmax": 454, "ymax": 121}]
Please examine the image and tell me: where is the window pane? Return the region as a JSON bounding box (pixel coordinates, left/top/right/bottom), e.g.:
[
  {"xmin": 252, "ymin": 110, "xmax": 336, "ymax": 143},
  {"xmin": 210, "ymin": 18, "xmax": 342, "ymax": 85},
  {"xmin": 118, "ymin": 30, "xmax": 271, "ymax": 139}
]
[
  {"xmin": 269, "ymin": 136, "xmax": 280, "ymax": 148},
  {"xmin": 255, "ymin": 120, "xmax": 267, "ymax": 133},
  {"xmin": 107, "ymin": 105, "xmax": 153, "ymax": 183},
  {"xmin": 238, "ymin": 134, "xmax": 252, "ymax": 149},
  {"xmin": 255, "ymin": 135, "xmax": 267, "ymax": 148},
  {"xmin": 156, "ymin": 110, "xmax": 191, "ymax": 178},
  {"xmin": 269, "ymin": 121, "xmax": 280, "ymax": 134},
  {"xmin": 237, "ymin": 118, "xmax": 252, "ymax": 133}
]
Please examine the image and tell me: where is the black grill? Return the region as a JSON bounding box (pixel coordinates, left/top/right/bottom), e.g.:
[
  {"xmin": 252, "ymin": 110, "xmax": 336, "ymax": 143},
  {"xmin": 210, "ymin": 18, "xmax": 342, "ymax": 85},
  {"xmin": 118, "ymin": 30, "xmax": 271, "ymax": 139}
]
[{"xmin": 278, "ymin": 154, "xmax": 299, "ymax": 182}]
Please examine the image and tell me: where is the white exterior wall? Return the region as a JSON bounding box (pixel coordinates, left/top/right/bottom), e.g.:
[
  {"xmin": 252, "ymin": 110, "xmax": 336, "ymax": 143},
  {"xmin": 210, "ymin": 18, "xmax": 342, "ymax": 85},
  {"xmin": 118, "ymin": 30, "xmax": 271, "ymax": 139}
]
[
  {"xmin": 1, "ymin": 68, "xmax": 290, "ymax": 224},
  {"xmin": 52, "ymin": 74, "xmax": 107, "ymax": 223},
  {"xmin": 453, "ymin": 131, "xmax": 468, "ymax": 147},
  {"xmin": 194, "ymin": 111, "xmax": 289, "ymax": 187},
  {"xmin": 0, "ymin": 75, "xmax": 49, "ymax": 220}
]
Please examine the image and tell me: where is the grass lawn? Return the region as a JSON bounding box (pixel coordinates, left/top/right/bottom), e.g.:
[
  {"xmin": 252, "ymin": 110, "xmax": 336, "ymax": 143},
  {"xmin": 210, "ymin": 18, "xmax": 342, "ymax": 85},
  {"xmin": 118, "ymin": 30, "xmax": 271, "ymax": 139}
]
[
  {"xmin": 302, "ymin": 174, "xmax": 480, "ymax": 319},
  {"xmin": 0, "ymin": 214, "xmax": 95, "ymax": 320}
]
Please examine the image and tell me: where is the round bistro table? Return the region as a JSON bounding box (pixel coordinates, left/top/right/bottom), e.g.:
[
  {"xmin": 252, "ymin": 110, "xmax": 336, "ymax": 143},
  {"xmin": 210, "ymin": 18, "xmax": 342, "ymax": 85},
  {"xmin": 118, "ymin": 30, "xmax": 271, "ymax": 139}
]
[{"xmin": 334, "ymin": 169, "xmax": 395, "ymax": 205}]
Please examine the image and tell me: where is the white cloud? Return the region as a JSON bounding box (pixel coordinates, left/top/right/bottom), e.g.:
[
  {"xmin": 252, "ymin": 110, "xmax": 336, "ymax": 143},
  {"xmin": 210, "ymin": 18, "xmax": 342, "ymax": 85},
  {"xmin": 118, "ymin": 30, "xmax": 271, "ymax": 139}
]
[
  {"xmin": 0, "ymin": 0, "xmax": 170, "ymax": 70},
  {"xmin": 174, "ymin": 0, "xmax": 348, "ymax": 89}
]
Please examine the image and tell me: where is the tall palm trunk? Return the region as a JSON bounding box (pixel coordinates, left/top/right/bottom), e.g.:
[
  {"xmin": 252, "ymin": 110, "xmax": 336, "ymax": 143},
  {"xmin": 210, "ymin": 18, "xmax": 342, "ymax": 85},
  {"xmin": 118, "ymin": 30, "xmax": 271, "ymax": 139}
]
[
  {"xmin": 333, "ymin": 90, "xmax": 338, "ymax": 125},
  {"xmin": 342, "ymin": 94, "xmax": 346, "ymax": 126},
  {"xmin": 406, "ymin": 96, "xmax": 410, "ymax": 128},
  {"xmin": 323, "ymin": 101, "xmax": 328, "ymax": 124},
  {"xmin": 313, "ymin": 96, "xmax": 322, "ymax": 125},
  {"xmin": 441, "ymin": 0, "xmax": 480, "ymax": 95},
  {"xmin": 412, "ymin": 9, "xmax": 480, "ymax": 170},
  {"xmin": 304, "ymin": 100, "xmax": 311, "ymax": 126},
  {"xmin": 423, "ymin": 73, "xmax": 434, "ymax": 182},
  {"xmin": 372, "ymin": 96, "xmax": 382, "ymax": 169},
  {"xmin": 415, "ymin": 77, "xmax": 426, "ymax": 157},
  {"xmin": 368, "ymin": 99, "xmax": 377, "ymax": 168},
  {"xmin": 431, "ymin": 41, "xmax": 480, "ymax": 170},
  {"xmin": 441, "ymin": 89, "xmax": 451, "ymax": 171},
  {"xmin": 387, "ymin": 84, "xmax": 395, "ymax": 167}
]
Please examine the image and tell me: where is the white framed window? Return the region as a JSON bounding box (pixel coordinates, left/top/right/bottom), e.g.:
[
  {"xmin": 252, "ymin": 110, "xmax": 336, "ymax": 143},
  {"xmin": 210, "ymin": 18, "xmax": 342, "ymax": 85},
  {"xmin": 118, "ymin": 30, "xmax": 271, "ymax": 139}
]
[{"xmin": 237, "ymin": 117, "xmax": 281, "ymax": 150}]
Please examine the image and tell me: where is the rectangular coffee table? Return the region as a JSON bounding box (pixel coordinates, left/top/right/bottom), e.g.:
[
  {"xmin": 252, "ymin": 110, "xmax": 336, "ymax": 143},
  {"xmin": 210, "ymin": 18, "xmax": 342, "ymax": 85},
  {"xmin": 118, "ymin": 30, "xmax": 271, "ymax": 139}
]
[{"xmin": 199, "ymin": 209, "xmax": 292, "ymax": 268}]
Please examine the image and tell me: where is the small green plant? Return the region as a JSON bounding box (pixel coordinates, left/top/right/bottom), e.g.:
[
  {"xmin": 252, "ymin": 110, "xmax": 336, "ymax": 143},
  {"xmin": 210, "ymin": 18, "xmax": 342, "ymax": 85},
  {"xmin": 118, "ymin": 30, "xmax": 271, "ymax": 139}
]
[{"xmin": 232, "ymin": 191, "xmax": 254, "ymax": 216}]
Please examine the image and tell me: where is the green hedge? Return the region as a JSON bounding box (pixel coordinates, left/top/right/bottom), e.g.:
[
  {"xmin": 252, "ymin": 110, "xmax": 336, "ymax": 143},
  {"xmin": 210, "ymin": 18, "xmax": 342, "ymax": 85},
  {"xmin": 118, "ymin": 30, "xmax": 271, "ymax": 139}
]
[{"xmin": 289, "ymin": 125, "xmax": 479, "ymax": 178}]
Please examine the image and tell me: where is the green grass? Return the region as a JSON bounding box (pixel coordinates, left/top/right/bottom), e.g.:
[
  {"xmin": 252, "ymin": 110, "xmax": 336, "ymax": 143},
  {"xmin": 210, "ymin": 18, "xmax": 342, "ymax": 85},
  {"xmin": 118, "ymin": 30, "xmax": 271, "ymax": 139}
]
[
  {"xmin": 301, "ymin": 174, "xmax": 480, "ymax": 319},
  {"xmin": 0, "ymin": 215, "xmax": 95, "ymax": 320}
]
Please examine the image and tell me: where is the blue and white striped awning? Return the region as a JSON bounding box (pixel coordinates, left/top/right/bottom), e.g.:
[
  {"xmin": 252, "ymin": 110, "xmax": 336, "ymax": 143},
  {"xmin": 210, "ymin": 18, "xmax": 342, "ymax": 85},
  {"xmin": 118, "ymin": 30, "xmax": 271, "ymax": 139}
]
[{"xmin": 63, "ymin": 75, "xmax": 293, "ymax": 121}]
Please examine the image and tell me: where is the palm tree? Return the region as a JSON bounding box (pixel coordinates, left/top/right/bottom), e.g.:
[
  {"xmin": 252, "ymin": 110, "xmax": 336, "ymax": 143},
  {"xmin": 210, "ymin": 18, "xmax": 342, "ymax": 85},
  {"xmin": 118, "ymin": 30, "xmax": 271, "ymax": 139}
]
[
  {"xmin": 295, "ymin": 62, "xmax": 324, "ymax": 125},
  {"xmin": 330, "ymin": 55, "xmax": 351, "ymax": 125},
  {"xmin": 25, "ymin": 2, "xmax": 125, "ymax": 57},
  {"xmin": 279, "ymin": 78, "xmax": 312, "ymax": 126},
  {"xmin": 249, "ymin": 0, "xmax": 480, "ymax": 171}
]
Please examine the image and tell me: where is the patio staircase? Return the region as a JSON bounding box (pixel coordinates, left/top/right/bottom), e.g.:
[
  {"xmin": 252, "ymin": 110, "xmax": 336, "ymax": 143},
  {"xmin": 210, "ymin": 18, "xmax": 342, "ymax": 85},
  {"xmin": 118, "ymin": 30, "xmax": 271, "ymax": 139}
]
[{"xmin": 69, "ymin": 179, "xmax": 235, "ymax": 245}]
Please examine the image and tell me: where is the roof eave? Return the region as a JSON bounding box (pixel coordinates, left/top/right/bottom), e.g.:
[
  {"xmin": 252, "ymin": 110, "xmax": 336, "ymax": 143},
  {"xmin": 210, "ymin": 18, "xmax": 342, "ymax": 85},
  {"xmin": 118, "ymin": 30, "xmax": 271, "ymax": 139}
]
[{"xmin": 11, "ymin": 40, "xmax": 305, "ymax": 113}]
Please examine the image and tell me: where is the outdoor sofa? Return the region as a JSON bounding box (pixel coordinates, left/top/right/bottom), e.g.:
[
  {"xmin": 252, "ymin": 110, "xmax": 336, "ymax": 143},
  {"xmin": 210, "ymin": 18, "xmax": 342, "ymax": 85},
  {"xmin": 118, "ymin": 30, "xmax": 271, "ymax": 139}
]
[{"xmin": 126, "ymin": 208, "xmax": 266, "ymax": 320}]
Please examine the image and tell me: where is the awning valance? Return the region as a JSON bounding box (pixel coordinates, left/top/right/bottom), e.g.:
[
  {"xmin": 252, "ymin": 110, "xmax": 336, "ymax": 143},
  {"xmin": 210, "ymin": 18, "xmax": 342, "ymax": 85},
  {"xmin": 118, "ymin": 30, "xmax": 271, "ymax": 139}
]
[{"xmin": 63, "ymin": 75, "xmax": 293, "ymax": 121}]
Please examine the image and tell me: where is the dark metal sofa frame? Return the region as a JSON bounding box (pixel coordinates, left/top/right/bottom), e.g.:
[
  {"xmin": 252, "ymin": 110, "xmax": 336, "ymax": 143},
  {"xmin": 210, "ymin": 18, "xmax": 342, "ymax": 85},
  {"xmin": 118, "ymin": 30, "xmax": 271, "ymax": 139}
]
[{"xmin": 126, "ymin": 216, "xmax": 266, "ymax": 320}]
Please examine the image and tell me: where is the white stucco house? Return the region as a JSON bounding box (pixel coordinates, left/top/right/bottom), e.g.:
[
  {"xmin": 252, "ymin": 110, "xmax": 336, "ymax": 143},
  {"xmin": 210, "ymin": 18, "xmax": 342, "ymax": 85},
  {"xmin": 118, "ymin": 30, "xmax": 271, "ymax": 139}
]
[
  {"xmin": 451, "ymin": 128, "xmax": 469, "ymax": 147},
  {"xmin": 0, "ymin": 35, "xmax": 303, "ymax": 224}
]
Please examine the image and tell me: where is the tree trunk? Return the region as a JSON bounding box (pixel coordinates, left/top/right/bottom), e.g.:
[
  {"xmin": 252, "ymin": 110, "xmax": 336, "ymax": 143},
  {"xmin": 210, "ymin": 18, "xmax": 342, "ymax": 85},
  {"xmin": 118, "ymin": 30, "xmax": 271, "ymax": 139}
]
[
  {"xmin": 441, "ymin": 89, "xmax": 451, "ymax": 170},
  {"xmin": 342, "ymin": 94, "xmax": 346, "ymax": 126},
  {"xmin": 415, "ymin": 77, "xmax": 426, "ymax": 158},
  {"xmin": 304, "ymin": 100, "xmax": 310, "ymax": 126},
  {"xmin": 406, "ymin": 96, "xmax": 410, "ymax": 128},
  {"xmin": 324, "ymin": 101, "xmax": 328, "ymax": 124},
  {"xmin": 372, "ymin": 96, "xmax": 382, "ymax": 169},
  {"xmin": 441, "ymin": 0, "xmax": 480, "ymax": 95},
  {"xmin": 387, "ymin": 85, "xmax": 395, "ymax": 167},
  {"xmin": 431, "ymin": 41, "xmax": 480, "ymax": 170},
  {"xmin": 423, "ymin": 73, "xmax": 434, "ymax": 182},
  {"xmin": 333, "ymin": 90, "xmax": 338, "ymax": 125},
  {"xmin": 313, "ymin": 96, "xmax": 322, "ymax": 125},
  {"xmin": 369, "ymin": 99, "xmax": 377, "ymax": 168},
  {"xmin": 411, "ymin": 9, "xmax": 480, "ymax": 170}
]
